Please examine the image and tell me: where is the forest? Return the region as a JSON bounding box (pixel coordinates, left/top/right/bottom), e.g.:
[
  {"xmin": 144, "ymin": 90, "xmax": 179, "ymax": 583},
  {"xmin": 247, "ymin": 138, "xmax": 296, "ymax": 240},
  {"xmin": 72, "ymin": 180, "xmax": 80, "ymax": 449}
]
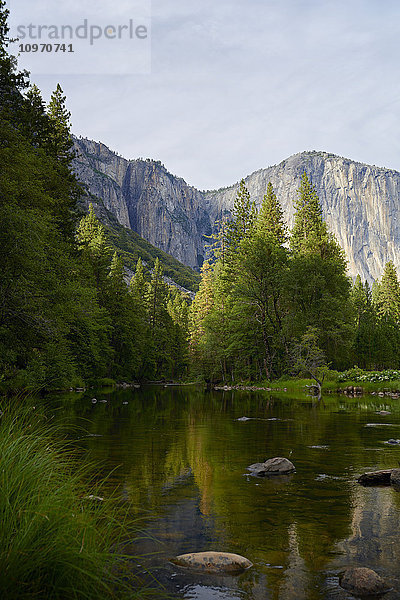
[
  {"xmin": 190, "ymin": 176, "xmax": 400, "ymax": 385},
  {"xmin": 1, "ymin": 0, "xmax": 400, "ymax": 395},
  {"xmin": 0, "ymin": 3, "xmax": 190, "ymax": 391}
]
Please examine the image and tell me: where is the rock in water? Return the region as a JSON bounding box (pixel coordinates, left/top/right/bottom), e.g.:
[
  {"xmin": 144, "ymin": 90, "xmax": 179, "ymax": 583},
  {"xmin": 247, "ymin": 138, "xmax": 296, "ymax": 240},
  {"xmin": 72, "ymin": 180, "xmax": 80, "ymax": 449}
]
[
  {"xmin": 358, "ymin": 470, "xmax": 393, "ymax": 486},
  {"xmin": 172, "ymin": 551, "xmax": 253, "ymax": 574},
  {"xmin": 340, "ymin": 567, "xmax": 390, "ymax": 597},
  {"xmin": 247, "ymin": 457, "xmax": 295, "ymax": 476},
  {"xmin": 390, "ymin": 468, "xmax": 400, "ymax": 488}
]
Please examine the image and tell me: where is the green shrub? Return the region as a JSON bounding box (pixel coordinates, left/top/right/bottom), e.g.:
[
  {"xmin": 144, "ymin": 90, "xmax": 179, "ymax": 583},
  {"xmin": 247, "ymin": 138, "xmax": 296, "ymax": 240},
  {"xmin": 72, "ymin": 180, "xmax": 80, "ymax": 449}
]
[{"xmin": 336, "ymin": 368, "xmax": 400, "ymax": 383}]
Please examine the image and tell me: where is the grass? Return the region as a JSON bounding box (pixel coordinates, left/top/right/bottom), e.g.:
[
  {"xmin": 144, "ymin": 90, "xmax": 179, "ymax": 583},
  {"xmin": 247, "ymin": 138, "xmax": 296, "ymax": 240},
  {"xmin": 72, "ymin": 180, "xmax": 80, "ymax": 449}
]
[
  {"xmin": 227, "ymin": 377, "xmax": 400, "ymax": 395},
  {"xmin": 0, "ymin": 400, "xmax": 155, "ymax": 599}
]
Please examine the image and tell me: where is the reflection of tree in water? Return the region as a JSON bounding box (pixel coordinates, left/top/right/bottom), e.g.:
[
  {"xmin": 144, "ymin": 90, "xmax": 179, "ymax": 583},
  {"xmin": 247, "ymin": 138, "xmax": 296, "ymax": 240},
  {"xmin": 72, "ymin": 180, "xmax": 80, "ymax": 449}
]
[{"xmin": 58, "ymin": 388, "xmax": 400, "ymax": 599}]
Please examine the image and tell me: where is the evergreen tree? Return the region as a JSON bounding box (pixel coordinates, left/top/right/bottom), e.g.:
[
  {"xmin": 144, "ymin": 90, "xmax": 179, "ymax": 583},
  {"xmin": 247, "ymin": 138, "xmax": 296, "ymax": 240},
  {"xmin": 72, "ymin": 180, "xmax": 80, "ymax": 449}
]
[
  {"xmin": 22, "ymin": 84, "xmax": 52, "ymax": 149},
  {"xmin": 102, "ymin": 252, "xmax": 142, "ymax": 378},
  {"xmin": 351, "ymin": 275, "xmax": 368, "ymax": 327},
  {"xmin": 47, "ymin": 83, "xmax": 74, "ymax": 164},
  {"xmin": 350, "ymin": 276, "xmax": 378, "ymax": 369},
  {"xmin": 145, "ymin": 259, "xmax": 174, "ymax": 378},
  {"xmin": 257, "ymin": 182, "xmax": 287, "ymax": 244},
  {"xmin": 290, "ymin": 171, "xmax": 327, "ymax": 253},
  {"xmin": 287, "ymin": 172, "xmax": 352, "ymax": 368},
  {"xmin": 129, "ymin": 256, "xmax": 147, "ymax": 300},
  {"xmin": 167, "ymin": 289, "xmax": 190, "ymax": 378},
  {"xmin": 369, "ymin": 262, "xmax": 400, "ymax": 369},
  {"xmin": 0, "ymin": 1, "xmax": 29, "ymax": 111},
  {"xmin": 76, "ymin": 204, "xmax": 111, "ymax": 292},
  {"xmin": 226, "ymin": 179, "xmax": 257, "ymax": 251},
  {"xmin": 375, "ymin": 261, "xmax": 400, "ymax": 322},
  {"xmin": 204, "ymin": 217, "xmax": 229, "ymax": 266}
]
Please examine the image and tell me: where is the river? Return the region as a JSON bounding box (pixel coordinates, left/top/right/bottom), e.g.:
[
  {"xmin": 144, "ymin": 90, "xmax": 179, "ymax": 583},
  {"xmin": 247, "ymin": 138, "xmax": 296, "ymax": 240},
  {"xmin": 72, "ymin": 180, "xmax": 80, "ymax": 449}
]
[{"xmin": 56, "ymin": 385, "xmax": 400, "ymax": 599}]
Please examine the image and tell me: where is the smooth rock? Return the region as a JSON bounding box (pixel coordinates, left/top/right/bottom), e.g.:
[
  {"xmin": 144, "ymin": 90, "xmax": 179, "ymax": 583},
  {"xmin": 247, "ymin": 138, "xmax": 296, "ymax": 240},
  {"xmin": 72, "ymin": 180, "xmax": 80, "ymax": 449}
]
[
  {"xmin": 172, "ymin": 551, "xmax": 252, "ymax": 574},
  {"xmin": 247, "ymin": 457, "xmax": 295, "ymax": 476},
  {"xmin": 339, "ymin": 567, "xmax": 390, "ymax": 597}
]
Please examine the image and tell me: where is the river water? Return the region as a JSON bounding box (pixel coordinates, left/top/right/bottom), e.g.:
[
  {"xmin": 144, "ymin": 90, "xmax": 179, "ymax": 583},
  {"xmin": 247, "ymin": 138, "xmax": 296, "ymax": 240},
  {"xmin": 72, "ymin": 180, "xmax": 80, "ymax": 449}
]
[{"xmin": 58, "ymin": 386, "xmax": 400, "ymax": 599}]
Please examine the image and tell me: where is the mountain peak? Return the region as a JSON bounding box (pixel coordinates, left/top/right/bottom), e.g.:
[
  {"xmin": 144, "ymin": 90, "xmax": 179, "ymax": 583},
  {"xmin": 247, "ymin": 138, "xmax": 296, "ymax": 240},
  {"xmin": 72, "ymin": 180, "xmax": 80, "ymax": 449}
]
[{"xmin": 73, "ymin": 138, "xmax": 400, "ymax": 283}]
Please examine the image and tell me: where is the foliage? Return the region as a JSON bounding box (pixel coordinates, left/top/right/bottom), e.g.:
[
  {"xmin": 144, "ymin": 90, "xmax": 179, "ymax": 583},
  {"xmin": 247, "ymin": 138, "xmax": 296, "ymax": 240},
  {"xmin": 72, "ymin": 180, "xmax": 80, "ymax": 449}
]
[
  {"xmin": 190, "ymin": 176, "xmax": 353, "ymax": 382},
  {"xmin": 103, "ymin": 213, "xmax": 200, "ymax": 292},
  {"xmin": 336, "ymin": 368, "xmax": 400, "ymax": 383},
  {"xmin": 0, "ymin": 2, "xmax": 190, "ymax": 390},
  {"xmin": 0, "ymin": 402, "xmax": 141, "ymax": 599}
]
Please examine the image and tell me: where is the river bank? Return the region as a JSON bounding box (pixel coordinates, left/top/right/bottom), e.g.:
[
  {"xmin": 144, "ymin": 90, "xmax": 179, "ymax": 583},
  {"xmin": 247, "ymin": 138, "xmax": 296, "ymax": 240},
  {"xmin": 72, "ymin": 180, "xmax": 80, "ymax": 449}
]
[{"xmin": 214, "ymin": 377, "xmax": 400, "ymax": 396}]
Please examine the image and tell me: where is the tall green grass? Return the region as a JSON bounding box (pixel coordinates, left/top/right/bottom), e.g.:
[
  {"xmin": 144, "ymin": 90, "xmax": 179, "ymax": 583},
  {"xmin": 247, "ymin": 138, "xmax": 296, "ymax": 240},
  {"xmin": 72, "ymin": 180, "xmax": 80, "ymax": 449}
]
[{"xmin": 0, "ymin": 402, "xmax": 150, "ymax": 599}]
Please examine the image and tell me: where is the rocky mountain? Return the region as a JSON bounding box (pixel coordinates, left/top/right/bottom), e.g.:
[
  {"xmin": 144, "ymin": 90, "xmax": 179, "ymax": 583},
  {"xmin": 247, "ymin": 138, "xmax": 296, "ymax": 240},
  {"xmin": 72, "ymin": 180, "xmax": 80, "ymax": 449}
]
[{"xmin": 73, "ymin": 138, "xmax": 400, "ymax": 283}]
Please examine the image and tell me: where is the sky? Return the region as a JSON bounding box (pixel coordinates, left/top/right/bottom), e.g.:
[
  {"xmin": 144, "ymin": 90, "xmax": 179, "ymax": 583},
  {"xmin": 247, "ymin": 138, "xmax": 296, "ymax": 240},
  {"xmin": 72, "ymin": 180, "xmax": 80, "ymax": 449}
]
[{"xmin": 7, "ymin": 0, "xmax": 400, "ymax": 190}]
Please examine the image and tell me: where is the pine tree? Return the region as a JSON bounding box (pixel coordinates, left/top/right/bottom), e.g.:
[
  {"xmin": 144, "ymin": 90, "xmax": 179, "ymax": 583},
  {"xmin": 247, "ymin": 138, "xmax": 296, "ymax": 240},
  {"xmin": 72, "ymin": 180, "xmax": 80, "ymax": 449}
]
[
  {"xmin": 375, "ymin": 261, "xmax": 400, "ymax": 322},
  {"xmin": 47, "ymin": 83, "xmax": 73, "ymax": 164},
  {"xmin": 108, "ymin": 252, "xmax": 125, "ymax": 291},
  {"xmin": 167, "ymin": 289, "xmax": 190, "ymax": 378},
  {"xmin": 290, "ymin": 171, "xmax": 327, "ymax": 253},
  {"xmin": 145, "ymin": 258, "xmax": 174, "ymax": 378},
  {"xmin": 226, "ymin": 179, "xmax": 257, "ymax": 251},
  {"xmin": 288, "ymin": 172, "xmax": 352, "ymax": 368},
  {"xmin": 351, "ymin": 275, "xmax": 368, "ymax": 328},
  {"xmin": 229, "ymin": 231, "xmax": 289, "ymax": 379},
  {"xmin": 189, "ymin": 260, "xmax": 217, "ymax": 378},
  {"xmin": 44, "ymin": 84, "xmax": 80, "ymax": 237},
  {"xmin": 129, "ymin": 257, "xmax": 147, "ymax": 300},
  {"xmin": 0, "ymin": 1, "xmax": 29, "ymax": 108},
  {"xmin": 257, "ymin": 182, "xmax": 287, "ymax": 244},
  {"xmin": 204, "ymin": 217, "xmax": 229, "ymax": 266},
  {"xmin": 349, "ymin": 276, "xmax": 377, "ymax": 368},
  {"xmin": 22, "ymin": 84, "xmax": 52, "ymax": 149},
  {"xmin": 76, "ymin": 204, "xmax": 112, "ymax": 292}
]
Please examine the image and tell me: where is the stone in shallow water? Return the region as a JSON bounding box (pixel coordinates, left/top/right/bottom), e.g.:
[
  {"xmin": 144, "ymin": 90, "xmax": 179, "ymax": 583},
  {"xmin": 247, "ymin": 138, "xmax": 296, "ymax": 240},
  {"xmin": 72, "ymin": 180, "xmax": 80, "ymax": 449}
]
[
  {"xmin": 247, "ymin": 457, "xmax": 295, "ymax": 476},
  {"xmin": 390, "ymin": 468, "xmax": 400, "ymax": 488},
  {"xmin": 339, "ymin": 567, "xmax": 390, "ymax": 597},
  {"xmin": 358, "ymin": 469, "xmax": 393, "ymax": 486},
  {"xmin": 172, "ymin": 551, "xmax": 253, "ymax": 574}
]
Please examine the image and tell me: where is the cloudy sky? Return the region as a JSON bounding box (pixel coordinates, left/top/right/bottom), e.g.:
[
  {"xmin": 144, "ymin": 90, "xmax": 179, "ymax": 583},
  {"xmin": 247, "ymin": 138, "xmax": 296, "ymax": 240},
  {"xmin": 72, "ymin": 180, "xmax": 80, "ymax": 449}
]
[{"xmin": 8, "ymin": 0, "xmax": 400, "ymax": 189}]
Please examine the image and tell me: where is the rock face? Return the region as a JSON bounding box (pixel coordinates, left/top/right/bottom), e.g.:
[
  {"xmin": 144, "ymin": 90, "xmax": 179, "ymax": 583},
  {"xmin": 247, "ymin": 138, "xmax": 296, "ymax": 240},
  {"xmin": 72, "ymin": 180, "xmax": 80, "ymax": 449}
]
[
  {"xmin": 340, "ymin": 567, "xmax": 390, "ymax": 597},
  {"xmin": 73, "ymin": 138, "xmax": 208, "ymax": 268},
  {"xmin": 247, "ymin": 457, "xmax": 295, "ymax": 476},
  {"xmin": 172, "ymin": 551, "xmax": 252, "ymax": 574},
  {"xmin": 73, "ymin": 139, "xmax": 400, "ymax": 281}
]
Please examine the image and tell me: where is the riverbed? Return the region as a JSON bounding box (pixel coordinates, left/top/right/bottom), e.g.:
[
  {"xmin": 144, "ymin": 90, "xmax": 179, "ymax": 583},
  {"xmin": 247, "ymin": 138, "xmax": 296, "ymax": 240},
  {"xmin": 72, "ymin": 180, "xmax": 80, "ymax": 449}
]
[{"xmin": 56, "ymin": 386, "xmax": 400, "ymax": 599}]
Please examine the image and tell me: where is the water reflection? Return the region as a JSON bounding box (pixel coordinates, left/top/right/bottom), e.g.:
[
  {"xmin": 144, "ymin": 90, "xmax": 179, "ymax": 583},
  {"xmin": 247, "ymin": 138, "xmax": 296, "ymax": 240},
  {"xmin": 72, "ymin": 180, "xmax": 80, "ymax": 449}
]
[{"xmin": 57, "ymin": 387, "xmax": 400, "ymax": 599}]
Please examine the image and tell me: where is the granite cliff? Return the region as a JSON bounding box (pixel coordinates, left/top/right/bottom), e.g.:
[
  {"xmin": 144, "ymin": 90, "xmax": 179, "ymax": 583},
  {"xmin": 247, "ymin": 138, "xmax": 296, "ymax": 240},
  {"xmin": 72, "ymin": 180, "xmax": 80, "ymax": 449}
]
[{"xmin": 73, "ymin": 138, "xmax": 400, "ymax": 282}]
